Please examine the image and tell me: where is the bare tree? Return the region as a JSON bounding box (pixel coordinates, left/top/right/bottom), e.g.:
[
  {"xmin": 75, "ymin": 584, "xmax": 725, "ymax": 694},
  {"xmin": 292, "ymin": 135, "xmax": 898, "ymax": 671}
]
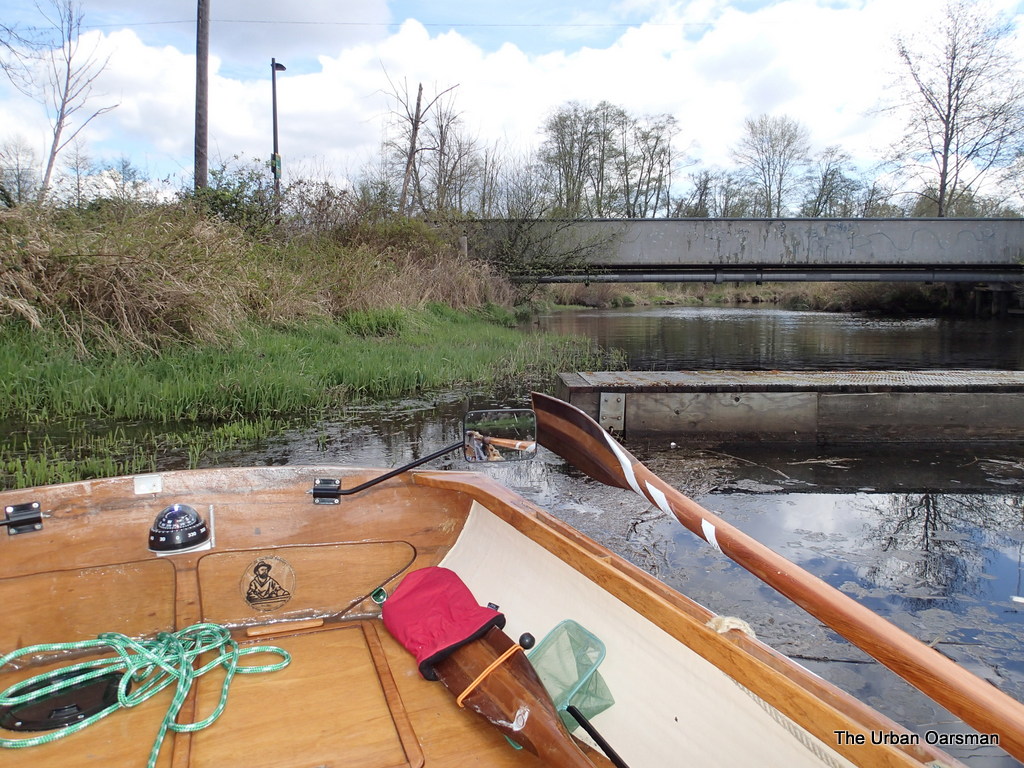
[
  {"xmin": 616, "ymin": 112, "xmax": 678, "ymax": 217},
  {"xmin": 855, "ymin": 178, "xmax": 904, "ymax": 217},
  {"xmin": 474, "ymin": 142, "xmax": 505, "ymax": 218},
  {"xmin": 539, "ymin": 100, "xmax": 680, "ymax": 219},
  {"xmin": 673, "ymin": 169, "xmax": 754, "ymax": 218},
  {"xmin": 382, "ymin": 73, "xmax": 458, "ymax": 215},
  {"xmin": 800, "ymin": 145, "xmax": 861, "ymax": 217},
  {"xmin": 55, "ymin": 136, "xmax": 94, "ymax": 206},
  {"xmin": 731, "ymin": 114, "xmax": 810, "ymax": 217},
  {"xmin": 539, "ymin": 101, "xmax": 600, "ymax": 217},
  {"xmin": 1, "ymin": 17, "xmax": 41, "ymax": 206},
  {"xmin": 585, "ymin": 101, "xmax": 625, "ymax": 217},
  {"xmin": 674, "ymin": 169, "xmax": 714, "ymax": 217},
  {"xmin": 419, "ymin": 90, "xmax": 481, "ymax": 215},
  {"xmin": 0, "ymin": 136, "xmax": 40, "ymax": 206},
  {"xmin": 30, "ymin": 0, "xmax": 118, "ymax": 202},
  {"xmin": 1, "ymin": 20, "xmax": 35, "ymax": 91},
  {"xmin": 888, "ymin": 0, "xmax": 1024, "ymax": 216}
]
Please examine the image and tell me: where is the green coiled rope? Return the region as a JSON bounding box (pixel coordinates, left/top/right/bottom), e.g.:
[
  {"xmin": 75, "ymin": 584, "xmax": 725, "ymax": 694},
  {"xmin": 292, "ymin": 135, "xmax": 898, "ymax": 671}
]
[{"xmin": 0, "ymin": 623, "xmax": 291, "ymax": 768}]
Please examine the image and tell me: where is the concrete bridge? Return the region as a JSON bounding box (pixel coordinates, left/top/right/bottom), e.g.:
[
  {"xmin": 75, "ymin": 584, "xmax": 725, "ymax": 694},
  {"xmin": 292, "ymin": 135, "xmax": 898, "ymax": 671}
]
[{"xmin": 466, "ymin": 218, "xmax": 1024, "ymax": 285}]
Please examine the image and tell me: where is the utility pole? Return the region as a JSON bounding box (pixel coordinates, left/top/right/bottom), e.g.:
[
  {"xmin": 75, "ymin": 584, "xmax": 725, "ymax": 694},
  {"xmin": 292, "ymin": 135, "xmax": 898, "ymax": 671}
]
[{"xmin": 194, "ymin": 0, "xmax": 209, "ymax": 190}]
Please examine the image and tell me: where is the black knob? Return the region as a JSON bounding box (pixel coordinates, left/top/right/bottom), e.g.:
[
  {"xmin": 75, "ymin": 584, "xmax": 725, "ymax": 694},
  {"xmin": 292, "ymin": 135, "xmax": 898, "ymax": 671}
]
[{"xmin": 518, "ymin": 632, "xmax": 536, "ymax": 650}]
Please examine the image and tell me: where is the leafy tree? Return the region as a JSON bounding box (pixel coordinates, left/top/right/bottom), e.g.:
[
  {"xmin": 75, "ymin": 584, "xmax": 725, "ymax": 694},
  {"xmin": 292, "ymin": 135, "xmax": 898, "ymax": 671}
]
[
  {"xmin": 888, "ymin": 0, "xmax": 1024, "ymax": 216},
  {"xmin": 184, "ymin": 156, "xmax": 277, "ymax": 235},
  {"xmin": 909, "ymin": 184, "xmax": 1021, "ymax": 217},
  {"xmin": 731, "ymin": 114, "xmax": 810, "ymax": 217}
]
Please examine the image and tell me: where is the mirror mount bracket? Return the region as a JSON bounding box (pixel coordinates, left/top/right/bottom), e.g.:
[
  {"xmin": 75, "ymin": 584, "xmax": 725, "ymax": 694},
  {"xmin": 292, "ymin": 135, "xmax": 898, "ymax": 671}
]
[{"xmin": 311, "ymin": 441, "xmax": 463, "ymax": 503}]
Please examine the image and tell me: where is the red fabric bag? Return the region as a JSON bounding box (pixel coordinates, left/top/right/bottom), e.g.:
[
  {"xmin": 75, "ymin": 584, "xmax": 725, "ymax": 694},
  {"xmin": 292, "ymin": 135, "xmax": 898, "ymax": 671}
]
[{"xmin": 381, "ymin": 567, "xmax": 505, "ymax": 680}]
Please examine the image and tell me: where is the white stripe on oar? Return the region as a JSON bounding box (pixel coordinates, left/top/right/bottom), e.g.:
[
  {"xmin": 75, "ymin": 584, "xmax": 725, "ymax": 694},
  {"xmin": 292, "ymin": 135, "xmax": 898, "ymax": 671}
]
[
  {"xmin": 701, "ymin": 519, "xmax": 722, "ymax": 552},
  {"xmin": 648, "ymin": 480, "xmax": 720, "ymax": 551},
  {"xmin": 605, "ymin": 431, "xmax": 642, "ymax": 496},
  {"xmin": 646, "ymin": 481, "xmax": 671, "ymax": 515}
]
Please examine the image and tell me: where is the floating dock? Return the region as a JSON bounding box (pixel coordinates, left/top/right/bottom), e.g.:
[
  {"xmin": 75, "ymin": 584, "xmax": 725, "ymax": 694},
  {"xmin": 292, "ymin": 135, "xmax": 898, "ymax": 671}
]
[{"xmin": 556, "ymin": 370, "xmax": 1024, "ymax": 443}]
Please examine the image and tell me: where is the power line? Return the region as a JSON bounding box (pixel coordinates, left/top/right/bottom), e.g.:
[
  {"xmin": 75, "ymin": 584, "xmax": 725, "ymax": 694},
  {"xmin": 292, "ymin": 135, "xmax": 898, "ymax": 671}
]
[{"xmin": 78, "ymin": 18, "xmax": 710, "ymax": 31}]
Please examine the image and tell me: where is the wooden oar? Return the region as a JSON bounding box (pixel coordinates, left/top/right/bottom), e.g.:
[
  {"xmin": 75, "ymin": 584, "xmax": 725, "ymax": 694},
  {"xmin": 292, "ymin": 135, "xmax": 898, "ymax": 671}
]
[
  {"xmin": 531, "ymin": 391, "xmax": 1024, "ymax": 762},
  {"xmin": 433, "ymin": 625, "xmax": 603, "ymax": 768},
  {"xmin": 482, "ymin": 436, "xmax": 537, "ymax": 452}
]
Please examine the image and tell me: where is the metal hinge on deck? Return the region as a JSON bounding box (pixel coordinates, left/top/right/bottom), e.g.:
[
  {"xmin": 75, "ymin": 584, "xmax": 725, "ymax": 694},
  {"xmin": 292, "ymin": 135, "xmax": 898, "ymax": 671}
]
[{"xmin": 2, "ymin": 501, "xmax": 43, "ymax": 535}]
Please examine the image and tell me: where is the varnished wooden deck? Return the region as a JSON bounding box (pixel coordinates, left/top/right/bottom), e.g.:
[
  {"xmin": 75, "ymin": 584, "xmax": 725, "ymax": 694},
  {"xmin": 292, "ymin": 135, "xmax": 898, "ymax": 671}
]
[{"xmin": 0, "ymin": 618, "xmax": 564, "ymax": 767}]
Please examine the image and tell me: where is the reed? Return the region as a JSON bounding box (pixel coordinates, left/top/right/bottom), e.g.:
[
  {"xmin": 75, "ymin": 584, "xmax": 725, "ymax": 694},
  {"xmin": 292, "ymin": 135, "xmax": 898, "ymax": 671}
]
[
  {"xmin": 0, "ymin": 309, "xmax": 609, "ymax": 425},
  {"xmin": 0, "ymin": 308, "xmax": 613, "ymax": 488},
  {"xmin": 0, "ymin": 417, "xmax": 291, "ymax": 489}
]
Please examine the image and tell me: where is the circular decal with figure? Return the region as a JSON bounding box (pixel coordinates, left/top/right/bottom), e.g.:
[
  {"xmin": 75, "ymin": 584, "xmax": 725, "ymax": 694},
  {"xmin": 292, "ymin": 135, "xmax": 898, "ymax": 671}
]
[{"xmin": 241, "ymin": 556, "xmax": 294, "ymax": 612}]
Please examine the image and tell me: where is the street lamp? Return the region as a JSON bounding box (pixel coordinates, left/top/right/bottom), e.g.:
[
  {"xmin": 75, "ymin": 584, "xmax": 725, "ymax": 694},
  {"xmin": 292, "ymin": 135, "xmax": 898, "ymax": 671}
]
[{"xmin": 271, "ymin": 58, "xmax": 286, "ymax": 198}]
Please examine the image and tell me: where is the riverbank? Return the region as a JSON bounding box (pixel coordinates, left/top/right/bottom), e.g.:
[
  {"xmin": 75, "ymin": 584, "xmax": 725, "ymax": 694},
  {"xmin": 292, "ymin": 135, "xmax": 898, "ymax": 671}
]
[
  {"xmin": 544, "ymin": 280, "xmax": 960, "ymax": 314},
  {"xmin": 1, "ymin": 202, "xmax": 623, "ymax": 488},
  {"xmin": 0, "ymin": 306, "xmax": 616, "ymax": 489}
]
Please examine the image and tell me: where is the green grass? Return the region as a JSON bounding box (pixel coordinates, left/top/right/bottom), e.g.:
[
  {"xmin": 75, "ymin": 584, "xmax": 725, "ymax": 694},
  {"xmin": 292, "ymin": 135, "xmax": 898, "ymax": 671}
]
[
  {"xmin": 0, "ymin": 308, "xmax": 618, "ymax": 489},
  {"xmin": 0, "ymin": 309, "xmax": 609, "ymax": 424}
]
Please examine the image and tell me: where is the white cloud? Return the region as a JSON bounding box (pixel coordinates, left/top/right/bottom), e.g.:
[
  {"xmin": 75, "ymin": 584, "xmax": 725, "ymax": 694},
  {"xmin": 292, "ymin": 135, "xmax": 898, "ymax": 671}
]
[{"xmin": 2, "ymin": 0, "xmax": 1022, "ymax": 194}]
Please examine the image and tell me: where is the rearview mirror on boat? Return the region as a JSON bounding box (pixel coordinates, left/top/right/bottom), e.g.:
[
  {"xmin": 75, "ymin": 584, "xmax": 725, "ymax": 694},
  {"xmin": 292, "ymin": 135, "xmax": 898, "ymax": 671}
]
[{"xmin": 463, "ymin": 409, "xmax": 537, "ymax": 462}]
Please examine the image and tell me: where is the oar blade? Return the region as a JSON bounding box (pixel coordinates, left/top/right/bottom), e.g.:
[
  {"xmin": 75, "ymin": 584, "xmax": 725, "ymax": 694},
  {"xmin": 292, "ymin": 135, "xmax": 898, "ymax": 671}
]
[{"xmin": 532, "ymin": 391, "xmax": 636, "ymax": 491}]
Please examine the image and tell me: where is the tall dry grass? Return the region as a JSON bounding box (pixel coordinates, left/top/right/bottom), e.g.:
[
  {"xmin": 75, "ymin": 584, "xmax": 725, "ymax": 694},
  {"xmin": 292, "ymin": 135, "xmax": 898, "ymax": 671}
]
[{"xmin": 0, "ymin": 204, "xmax": 512, "ymax": 355}]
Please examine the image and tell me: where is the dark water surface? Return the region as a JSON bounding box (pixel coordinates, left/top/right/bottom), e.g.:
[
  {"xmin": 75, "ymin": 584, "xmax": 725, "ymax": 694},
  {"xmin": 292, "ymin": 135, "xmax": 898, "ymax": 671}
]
[
  {"xmin": 155, "ymin": 307, "xmax": 1024, "ymax": 765},
  {"xmin": 533, "ymin": 305, "xmax": 1024, "ymax": 371}
]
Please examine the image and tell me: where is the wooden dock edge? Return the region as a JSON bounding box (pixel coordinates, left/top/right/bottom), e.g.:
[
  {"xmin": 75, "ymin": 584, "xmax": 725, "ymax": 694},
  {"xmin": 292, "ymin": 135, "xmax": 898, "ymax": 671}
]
[{"xmin": 556, "ymin": 371, "xmax": 1024, "ymax": 442}]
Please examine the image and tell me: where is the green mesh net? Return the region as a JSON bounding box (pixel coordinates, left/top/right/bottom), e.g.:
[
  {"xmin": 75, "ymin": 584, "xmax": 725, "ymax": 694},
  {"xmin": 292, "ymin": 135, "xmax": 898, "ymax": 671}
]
[{"xmin": 528, "ymin": 619, "xmax": 615, "ymax": 732}]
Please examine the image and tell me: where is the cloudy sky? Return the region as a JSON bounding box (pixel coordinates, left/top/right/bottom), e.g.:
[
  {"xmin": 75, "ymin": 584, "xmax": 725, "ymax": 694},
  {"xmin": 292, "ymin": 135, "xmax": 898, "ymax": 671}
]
[{"xmin": 2, "ymin": 0, "xmax": 1023, "ymax": 192}]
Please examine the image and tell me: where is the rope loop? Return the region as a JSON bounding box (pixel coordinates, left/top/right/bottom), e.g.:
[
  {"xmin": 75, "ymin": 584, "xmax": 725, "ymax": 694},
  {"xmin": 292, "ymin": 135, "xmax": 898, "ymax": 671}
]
[{"xmin": 0, "ymin": 623, "xmax": 290, "ymax": 768}]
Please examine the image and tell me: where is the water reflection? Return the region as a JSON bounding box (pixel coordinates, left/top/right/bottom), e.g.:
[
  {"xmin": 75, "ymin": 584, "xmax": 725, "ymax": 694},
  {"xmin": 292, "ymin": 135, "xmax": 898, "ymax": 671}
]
[
  {"xmin": 650, "ymin": 487, "xmax": 1024, "ymax": 767},
  {"xmin": 533, "ymin": 306, "xmax": 1024, "ymax": 371}
]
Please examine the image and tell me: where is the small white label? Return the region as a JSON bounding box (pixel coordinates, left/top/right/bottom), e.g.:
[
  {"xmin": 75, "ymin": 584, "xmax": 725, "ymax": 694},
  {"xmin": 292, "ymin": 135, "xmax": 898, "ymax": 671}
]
[{"xmin": 134, "ymin": 474, "xmax": 163, "ymax": 495}]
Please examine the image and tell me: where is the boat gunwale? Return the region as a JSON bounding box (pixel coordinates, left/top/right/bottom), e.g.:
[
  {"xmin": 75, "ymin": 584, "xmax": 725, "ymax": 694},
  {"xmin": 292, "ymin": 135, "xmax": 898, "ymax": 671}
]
[{"xmin": 414, "ymin": 470, "xmax": 965, "ymax": 768}]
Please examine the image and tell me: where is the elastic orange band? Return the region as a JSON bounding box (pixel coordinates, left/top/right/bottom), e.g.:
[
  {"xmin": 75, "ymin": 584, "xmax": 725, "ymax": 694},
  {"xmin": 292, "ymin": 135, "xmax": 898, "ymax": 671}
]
[{"xmin": 455, "ymin": 643, "xmax": 523, "ymax": 708}]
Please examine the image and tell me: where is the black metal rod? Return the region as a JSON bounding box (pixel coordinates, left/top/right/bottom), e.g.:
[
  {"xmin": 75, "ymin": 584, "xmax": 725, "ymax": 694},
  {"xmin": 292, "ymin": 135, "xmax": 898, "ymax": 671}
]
[
  {"xmin": 566, "ymin": 705, "xmax": 630, "ymax": 768},
  {"xmin": 337, "ymin": 441, "xmax": 463, "ymax": 496}
]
